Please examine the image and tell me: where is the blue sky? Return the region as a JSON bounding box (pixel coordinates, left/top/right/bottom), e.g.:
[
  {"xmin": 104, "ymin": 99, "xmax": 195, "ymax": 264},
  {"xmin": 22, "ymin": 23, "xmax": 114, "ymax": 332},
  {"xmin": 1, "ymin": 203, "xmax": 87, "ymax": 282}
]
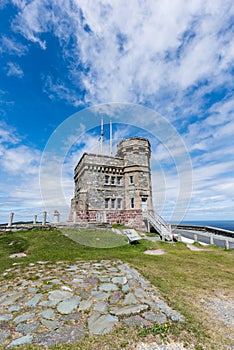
[{"xmin": 0, "ymin": 0, "xmax": 234, "ymax": 223}]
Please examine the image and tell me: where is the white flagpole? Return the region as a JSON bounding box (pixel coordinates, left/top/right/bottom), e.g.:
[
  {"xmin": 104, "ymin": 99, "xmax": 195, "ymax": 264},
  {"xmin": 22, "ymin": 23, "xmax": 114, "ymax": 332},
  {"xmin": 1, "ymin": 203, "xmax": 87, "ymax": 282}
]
[{"xmin": 110, "ymin": 119, "xmax": 112, "ymax": 155}]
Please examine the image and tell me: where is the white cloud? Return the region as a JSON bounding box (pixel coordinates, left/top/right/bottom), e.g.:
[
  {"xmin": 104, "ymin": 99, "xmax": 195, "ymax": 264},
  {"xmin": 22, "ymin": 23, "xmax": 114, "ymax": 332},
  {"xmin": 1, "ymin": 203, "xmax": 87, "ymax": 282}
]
[
  {"xmin": 9, "ymin": 0, "xmax": 234, "ymax": 107},
  {"xmin": 0, "ymin": 35, "xmax": 28, "ymax": 56},
  {"xmin": 1, "ymin": 0, "xmax": 234, "ymax": 222},
  {"xmin": 6, "ymin": 61, "xmax": 24, "ymax": 78},
  {"xmin": 0, "ymin": 122, "xmax": 44, "ymax": 223},
  {"xmin": 43, "ymin": 76, "xmax": 83, "ymax": 107}
]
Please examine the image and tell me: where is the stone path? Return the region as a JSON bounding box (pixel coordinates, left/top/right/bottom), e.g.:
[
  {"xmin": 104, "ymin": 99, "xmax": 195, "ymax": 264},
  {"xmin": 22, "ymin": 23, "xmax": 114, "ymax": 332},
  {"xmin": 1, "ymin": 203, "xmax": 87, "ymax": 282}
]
[{"xmin": 0, "ymin": 260, "xmax": 184, "ymax": 348}]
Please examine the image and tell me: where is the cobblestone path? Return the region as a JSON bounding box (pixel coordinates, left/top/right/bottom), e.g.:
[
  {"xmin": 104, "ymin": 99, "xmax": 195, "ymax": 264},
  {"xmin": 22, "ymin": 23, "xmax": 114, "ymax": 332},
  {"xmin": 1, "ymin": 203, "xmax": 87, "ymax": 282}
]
[{"xmin": 0, "ymin": 260, "xmax": 184, "ymax": 348}]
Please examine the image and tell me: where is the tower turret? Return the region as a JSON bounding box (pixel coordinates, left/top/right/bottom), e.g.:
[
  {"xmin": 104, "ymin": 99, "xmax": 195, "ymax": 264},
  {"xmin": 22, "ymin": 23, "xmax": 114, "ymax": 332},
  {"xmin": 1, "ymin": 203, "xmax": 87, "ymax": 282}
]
[{"xmin": 117, "ymin": 137, "xmax": 153, "ymax": 212}]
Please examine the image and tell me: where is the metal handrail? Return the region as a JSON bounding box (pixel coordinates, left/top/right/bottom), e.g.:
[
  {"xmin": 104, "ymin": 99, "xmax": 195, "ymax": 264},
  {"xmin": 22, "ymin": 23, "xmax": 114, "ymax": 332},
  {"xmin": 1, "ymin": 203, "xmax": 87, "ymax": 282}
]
[{"xmin": 142, "ymin": 210, "xmax": 171, "ymax": 236}]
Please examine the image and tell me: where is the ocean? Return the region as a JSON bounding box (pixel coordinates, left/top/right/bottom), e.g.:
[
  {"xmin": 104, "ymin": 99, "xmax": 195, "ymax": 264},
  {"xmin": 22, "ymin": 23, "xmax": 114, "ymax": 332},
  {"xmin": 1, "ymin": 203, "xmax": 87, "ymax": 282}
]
[{"xmin": 178, "ymin": 220, "xmax": 234, "ymax": 232}]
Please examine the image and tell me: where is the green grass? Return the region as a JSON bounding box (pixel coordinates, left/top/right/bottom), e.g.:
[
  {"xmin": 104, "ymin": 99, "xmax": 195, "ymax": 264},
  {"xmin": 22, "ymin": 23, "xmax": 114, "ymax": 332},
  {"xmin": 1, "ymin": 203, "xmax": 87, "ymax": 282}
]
[
  {"xmin": 61, "ymin": 228, "xmax": 129, "ymax": 248},
  {"xmin": 0, "ymin": 228, "xmax": 233, "ymax": 350}
]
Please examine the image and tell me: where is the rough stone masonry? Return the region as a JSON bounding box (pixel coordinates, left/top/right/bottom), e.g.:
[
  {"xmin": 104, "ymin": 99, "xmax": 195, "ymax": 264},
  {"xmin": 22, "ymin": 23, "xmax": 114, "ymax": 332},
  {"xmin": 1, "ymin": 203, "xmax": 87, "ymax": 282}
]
[
  {"xmin": 0, "ymin": 260, "xmax": 184, "ymax": 347},
  {"xmin": 69, "ymin": 137, "xmax": 154, "ymax": 230}
]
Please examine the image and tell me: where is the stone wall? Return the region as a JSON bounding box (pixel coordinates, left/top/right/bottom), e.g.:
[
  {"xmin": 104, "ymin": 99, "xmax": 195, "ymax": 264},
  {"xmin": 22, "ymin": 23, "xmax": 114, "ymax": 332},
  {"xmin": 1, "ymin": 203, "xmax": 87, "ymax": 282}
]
[
  {"xmin": 69, "ymin": 209, "xmax": 146, "ymax": 231},
  {"xmin": 69, "ymin": 137, "xmax": 154, "ymax": 230}
]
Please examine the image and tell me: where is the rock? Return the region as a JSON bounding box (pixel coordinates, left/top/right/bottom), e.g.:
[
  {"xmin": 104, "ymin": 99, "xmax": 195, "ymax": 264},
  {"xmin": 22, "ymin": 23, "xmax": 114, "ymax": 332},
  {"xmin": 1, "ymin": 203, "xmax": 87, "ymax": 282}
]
[
  {"xmin": 61, "ymin": 286, "xmax": 73, "ymax": 292},
  {"xmin": 13, "ymin": 313, "xmax": 35, "ymax": 324},
  {"xmin": 39, "ymin": 308, "xmax": 56, "ymax": 320},
  {"xmin": 33, "ymin": 325, "xmax": 85, "ymax": 346},
  {"xmin": 50, "ymin": 279, "xmax": 62, "ymax": 285},
  {"xmin": 16, "ymin": 322, "xmax": 39, "ymax": 335},
  {"xmin": 60, "ymin": 312, "xmax": 82, "ymax": 323},
  {"xmin": 109, "ymin": 291, "xmax": 123, "ymax": 305},
  {"xmin": 88, "ymin": 314, "xmax": 118, "ymax": 334},
  {"xmin": 99, "ymin": 276, "xmax": 110, "ymax": 282},
  {"xmin": 9, "ymin": 253, "xmax": 27, "ymax": 259},
  {"xmin": 27, "ymin": 287, "xmax": 38, "ymax": 294},
  {"xmin": 66, "ymin": 265, "xmax": 78, "ymax": 271},
  {"xmin": 143, "ymin": 311, "xmax": 167, "ymax": 324},
  {"xmin": 39, "ymin": 299, "xmax": 58, "ymax": 307},
  {"xmin": 8, "ymin": 334, "xmax": 33, "ymax": 347},
  {"xmin": 128, "ymin": 279, "xmax": 138, "ymax": 288},
  {"xmin": 91, "ymin": 291, "xmax": 110, "ymax": 301},
  {"xmin": 112, "ymin": 276, "xmax": 127, "ymax": 285},
  {"xmin": 0, "ymin": 330, "xmax": 10, "ymax": 344},
  {"xmin": 108, "ymin": 267, "xmax": 118, "ymax": 272},
  {"xmin": 123, "ymin": 293, "xmax": 138, "ymax": 305},
  {"xmin": 57, "ymin": 296, "xmax": 80, "ymax": 314},
  {"xmin": 40, "ymin": 319, "xmax": 60, "ymax": 331},
  {"xmin": 122, "ymin": 284, "xmax": 130, "ymax": 292},
  {"xmin": 25, "ymin": 294, "xmax": 42, "ymax": 307},
  {"xmin": 0, "ymin": 292, "xmax": 24, "ymax": 306},
  {"xmin": 99, "ymin": 283, "xmax": 118, "ymax": 292},
  {"xmin": 93, "ymin": 302, "xmax": 108, "ymax": 313},
  {"xmin": 134, "ymin": 288, "xmax": 147, "ymax": 299},
  {"xmin": 86, "ymin": 277, "xmax": 99, "ymax": 284},
  {"xmin": 0, "ymin": 314, "xmax": 12, "ymax": 321},
  {"xmin": 123, "ymin": 315, "xmax": 153, "ymax": 327},
  {"xmin": 110, "ymin": 304, "xmax": 148, "ymax": 316},
  {"xmin": 78, "ymin": 300, "xmax": 92, "ymax": 311},
  {"xmin": 48, "ymin": 290, "xmax": 73, "ymax": 302},
  {"xmin": 8, "ymin": 305, "xmax": 20, "ymax": 312}
]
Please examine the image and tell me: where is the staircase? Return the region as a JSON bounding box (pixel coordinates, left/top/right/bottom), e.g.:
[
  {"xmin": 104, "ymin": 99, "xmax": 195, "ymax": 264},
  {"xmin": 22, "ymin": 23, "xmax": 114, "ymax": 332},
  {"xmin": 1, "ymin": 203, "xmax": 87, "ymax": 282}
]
[{"xmin": 142, "ymin": 210, "xmax": 173, "ymax": 240}]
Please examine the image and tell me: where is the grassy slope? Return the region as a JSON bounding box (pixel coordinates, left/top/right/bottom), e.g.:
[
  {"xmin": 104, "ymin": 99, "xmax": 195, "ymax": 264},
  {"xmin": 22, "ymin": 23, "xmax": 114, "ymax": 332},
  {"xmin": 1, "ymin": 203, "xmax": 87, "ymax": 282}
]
[{"xmin": 0, "ymin": 229, "xmax": 233, "ymax": 350}]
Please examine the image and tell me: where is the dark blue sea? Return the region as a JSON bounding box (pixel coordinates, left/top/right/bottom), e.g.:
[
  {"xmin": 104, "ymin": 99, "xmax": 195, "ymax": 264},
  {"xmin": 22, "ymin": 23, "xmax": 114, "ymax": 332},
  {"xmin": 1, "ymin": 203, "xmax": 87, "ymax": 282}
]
[{"xmin": 178, "ymin": 221, "xmax": 234, "ymax": 232}]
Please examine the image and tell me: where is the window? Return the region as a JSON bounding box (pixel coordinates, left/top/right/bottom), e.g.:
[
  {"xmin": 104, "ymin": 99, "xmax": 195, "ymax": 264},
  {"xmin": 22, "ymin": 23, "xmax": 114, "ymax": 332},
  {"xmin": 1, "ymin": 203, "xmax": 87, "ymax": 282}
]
[
  {"xmin": 105, "ymin": 175, "xmax": 109, "ymax": 184},
  {"xmin": 129, "ymin": 175, "xmax": 134, "ymax": 184},
  {"xmin": 105, "ymin": 198, "xmax": 109, "ymax": 209},
  {"xmin": 117, "ymin": 176, "xmax": 121, "ymax": 185},
  {"xmin": 130, "ymin": 198, "xmax": 134, "ymax": 208},
  {"xmin": 111, "ymin": 176, "xmax": 115, "ymax": 185},
  {"xmin": 117, "ymin": 198, "xmax": 122, "ymax": 209},
  {"xmin": 111, "ymin": 198, "xmax": 116, "ymax": 209}
]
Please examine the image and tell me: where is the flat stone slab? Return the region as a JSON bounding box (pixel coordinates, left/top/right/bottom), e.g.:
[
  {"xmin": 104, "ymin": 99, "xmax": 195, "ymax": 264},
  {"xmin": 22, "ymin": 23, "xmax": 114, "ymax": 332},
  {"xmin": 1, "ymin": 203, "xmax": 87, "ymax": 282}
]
[
  {"xmin": 123, "ymin": 315, "xmax": 153, "ymax": 328},
  {"xmin": 57, "ymin": 296, "xmax": 80, "ymax": 314},
  {"xmin": 110, "ymin": 304, "xmax": 149, "ymax": 316},
  {"xmin": 0, "ymin": 260, "xmax": 185, "ymax": 347},
  {"xmin": 48, "ymin": 290, "xmax": 73, "ymax": 302},
  {"xmin": 0, "ymin": 330, "xmax": 10, "ymax": 344},
  {"xmin": 99, "ymin": 283, "xmax": 118, "ymax": 292},
  {"xmin": 39, "ymin": 308, "xmax": 56, "ymax": 320},
  {"xmin": 144, "ymin": 249, "xmax": 166, "ymax": 255},
  {"xmin": 88, "ymin": 314, "xmax": 118, "ymax": 334},
  {"xmin": 9, "ymin": 253, "xmax": 27, "ymax": 259},
  {"xmin": 8, "ymin": 334, "xmax": 33, "ymax": 347}
]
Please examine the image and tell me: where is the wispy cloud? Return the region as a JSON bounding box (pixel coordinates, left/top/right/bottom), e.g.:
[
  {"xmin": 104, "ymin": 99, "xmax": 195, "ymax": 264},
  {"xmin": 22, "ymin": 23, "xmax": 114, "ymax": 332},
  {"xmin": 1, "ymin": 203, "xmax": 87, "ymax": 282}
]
[
  {"xmin": 6, "ymin": 61, "xmax": 24, "ymax": 78},
  {"xmin": 43, "ymin": 76, "xmax": 84, "ymax": 107},
  {"xmin": 8, "ymin": 0, "xmax": 234, "ymax": 129},
  {"xmin": 0, "ymin": 35, "xmax": 28, "ymax": 56},
  {"xmin": 1, "ymin": 1, "xmax": 234, "ymax": 221}
]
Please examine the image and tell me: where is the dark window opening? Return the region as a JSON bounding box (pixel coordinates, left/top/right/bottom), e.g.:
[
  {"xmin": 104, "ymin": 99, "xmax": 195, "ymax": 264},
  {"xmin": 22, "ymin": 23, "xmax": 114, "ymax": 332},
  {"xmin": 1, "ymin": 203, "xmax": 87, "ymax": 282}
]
[
  {"xmin": 105, "ymin": 198, "xmax": 109, "ymax": 209},
  {"xmin": 111, "ymin": 198, "xmax": 116, "ymax": 209}
]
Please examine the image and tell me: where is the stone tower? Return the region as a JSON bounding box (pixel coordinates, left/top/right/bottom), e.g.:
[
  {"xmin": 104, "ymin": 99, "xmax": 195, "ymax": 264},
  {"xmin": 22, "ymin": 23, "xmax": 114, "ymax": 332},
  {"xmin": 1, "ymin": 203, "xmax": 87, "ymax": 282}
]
[
  {"xmin": 116, "ymin": 137, "xmax": 153, "ymax": 212},
  {"xmin": 69, "ymin": 137, "xmax": 154, "ymax": 230}
]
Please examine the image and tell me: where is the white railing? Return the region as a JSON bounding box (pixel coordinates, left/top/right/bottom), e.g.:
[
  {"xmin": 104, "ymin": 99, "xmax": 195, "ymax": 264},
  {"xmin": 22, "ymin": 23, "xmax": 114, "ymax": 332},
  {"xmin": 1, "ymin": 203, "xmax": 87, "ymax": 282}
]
[{"xmin": 142, "ymin": 210, "xmax": 172, "ymax": 240}]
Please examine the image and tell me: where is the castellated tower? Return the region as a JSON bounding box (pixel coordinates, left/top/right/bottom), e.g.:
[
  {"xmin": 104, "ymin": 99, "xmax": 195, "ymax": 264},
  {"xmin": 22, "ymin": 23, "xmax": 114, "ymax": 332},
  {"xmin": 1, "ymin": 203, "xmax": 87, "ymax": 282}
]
[
  {"xmin": 116, "ymin": 138, "xmax": 153, "ymax": 212},
  {"xmin": 69, "ymin": 137, "xmax": 154, "ymax": 230}
]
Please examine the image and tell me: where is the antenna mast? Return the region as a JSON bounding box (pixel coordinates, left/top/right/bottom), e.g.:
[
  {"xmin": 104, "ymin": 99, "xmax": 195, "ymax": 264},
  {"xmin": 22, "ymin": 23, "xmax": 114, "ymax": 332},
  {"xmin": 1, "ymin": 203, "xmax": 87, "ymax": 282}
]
[
  {"xmin": 99, "ymin": 117, "xmax": 104, "ymax": 154},
  {"xmin": 110, "ymin": 119, "xmax": 112, "ymax": 155}
]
